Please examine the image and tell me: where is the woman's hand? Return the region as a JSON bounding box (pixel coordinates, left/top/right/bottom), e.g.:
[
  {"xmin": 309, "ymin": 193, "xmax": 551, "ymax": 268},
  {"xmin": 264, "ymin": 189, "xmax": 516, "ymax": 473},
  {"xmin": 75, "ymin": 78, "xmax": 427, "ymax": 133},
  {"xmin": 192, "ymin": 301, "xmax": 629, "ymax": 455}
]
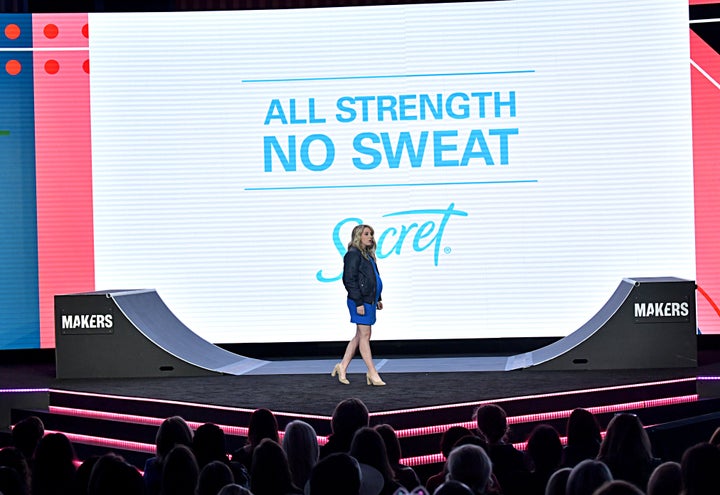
[
  {"xmin": 357, "ymin": 305, "xmax": 365, "ymax": 316},
  {"xmin": 377, "ymin": 301, "xmax": 383, "ymax": 310}
]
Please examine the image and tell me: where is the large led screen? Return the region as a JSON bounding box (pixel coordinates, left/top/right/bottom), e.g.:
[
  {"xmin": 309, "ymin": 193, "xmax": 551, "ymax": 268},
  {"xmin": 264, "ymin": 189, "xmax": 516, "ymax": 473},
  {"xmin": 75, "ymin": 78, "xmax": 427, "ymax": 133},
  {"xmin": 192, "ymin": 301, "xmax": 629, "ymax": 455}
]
[{"xmin": 2, "ymin": 0, "xmax": 718, "ymax": 350}]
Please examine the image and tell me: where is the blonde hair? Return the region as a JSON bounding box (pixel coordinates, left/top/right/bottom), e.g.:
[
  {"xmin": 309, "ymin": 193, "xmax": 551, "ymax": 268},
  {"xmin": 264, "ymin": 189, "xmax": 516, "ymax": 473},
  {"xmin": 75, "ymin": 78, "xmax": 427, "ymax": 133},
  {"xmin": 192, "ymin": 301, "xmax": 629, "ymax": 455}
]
[{"xmin": 347, "ymin": 224, "xmax": 376, "ymax": 260}]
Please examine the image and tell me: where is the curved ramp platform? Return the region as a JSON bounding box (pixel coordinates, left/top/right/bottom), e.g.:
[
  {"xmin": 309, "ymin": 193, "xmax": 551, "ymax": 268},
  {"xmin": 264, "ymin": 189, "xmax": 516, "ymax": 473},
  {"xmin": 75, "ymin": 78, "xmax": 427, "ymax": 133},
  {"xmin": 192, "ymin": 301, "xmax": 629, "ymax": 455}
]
[
  {"xmin": 55, "ymin": 290, "xmax": 267, "ymax": 379},
  {"xmin": 505, "ymin": 277, "xmax": 697, "ymax": 370},
  {"xmin": 55, "ymin": 278, "xmax": 697, "ymax": 379}
]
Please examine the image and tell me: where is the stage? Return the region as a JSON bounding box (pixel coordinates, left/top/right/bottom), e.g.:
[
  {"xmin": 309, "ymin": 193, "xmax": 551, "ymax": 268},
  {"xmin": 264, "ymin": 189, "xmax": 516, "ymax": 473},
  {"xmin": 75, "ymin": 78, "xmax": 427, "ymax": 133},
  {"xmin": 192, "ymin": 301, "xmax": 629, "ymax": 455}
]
[
  {"xmin": 0, "ymin": 351, "xmax": 709, "ymax": 414},
  {"xmin": 5, "ymin": 350, "xmax": 720, "ymax": 478}
]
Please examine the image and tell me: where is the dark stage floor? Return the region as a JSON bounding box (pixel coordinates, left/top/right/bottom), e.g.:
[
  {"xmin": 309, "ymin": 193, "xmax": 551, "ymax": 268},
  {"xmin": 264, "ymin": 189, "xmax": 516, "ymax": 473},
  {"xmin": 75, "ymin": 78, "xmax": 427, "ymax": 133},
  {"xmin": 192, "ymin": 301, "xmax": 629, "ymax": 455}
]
[{"xmin": 2, "ymin": 354, "xmax": 715, "ymax": 415}]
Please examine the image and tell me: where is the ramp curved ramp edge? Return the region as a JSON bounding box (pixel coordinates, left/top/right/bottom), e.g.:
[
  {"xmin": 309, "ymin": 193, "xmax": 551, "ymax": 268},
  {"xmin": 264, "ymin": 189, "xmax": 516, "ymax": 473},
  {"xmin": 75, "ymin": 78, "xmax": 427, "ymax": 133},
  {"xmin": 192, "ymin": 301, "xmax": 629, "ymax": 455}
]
[
  {"xmin": 505, "ymin": 277, "xmax": 697, "ymax": 371},
  {"xmin": 505, "ymin": 279, "xmax": 635, "ymax": 370},
  {"xmin": 111, "ymin": 290, "xmax": 267, "ymax": 375}
]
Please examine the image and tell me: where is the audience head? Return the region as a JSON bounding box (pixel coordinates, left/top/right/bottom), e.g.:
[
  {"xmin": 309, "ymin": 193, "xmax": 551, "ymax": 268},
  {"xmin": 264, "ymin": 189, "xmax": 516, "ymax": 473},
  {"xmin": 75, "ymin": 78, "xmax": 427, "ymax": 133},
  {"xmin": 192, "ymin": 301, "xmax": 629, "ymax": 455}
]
[
  {"xmin": 597, "ymin": 413, "xmax": 655, "ymax": 489},
  {"xmin": 331, "ymin": 398, "xmax": 369, "ymax": 441},
  {"xmin": 567, "ymin": 409, "xmax": 602, "ymax": 448},
  {"xmin": 218, "ymin": 484, "xmax": 253, "ymax": 495},
  {"xmin": 193, "ymin": 422, "xmax": 229, "ymax": 468},
  {"xmin": 283, "ymin": 420, "xmax": 319, "ymax": 489},
  {"xmin": 597, "ymin": 413, "xmax": 652, "ymax": 463},
  {"xmin": 160, "ymin": 444, "xmax": 199, "ymax": 495},
  {"xmin": 374, "ymin": 424, "xmax": 402, "ymax": 466},
  {"xmin": 0, "ymin": 466, "xmax": 23, "ymax": 495},
  {"xmin": 197, "ymin": 460, "xmax": 235, "ymax": 495},
  {"xmin": 434, "ymin": 480, "xmax": 474, "ymax": 495},
  {"xmin": 156, "ymin": 416, "xmax": 194, "ymax": 463},
  {"xmin": 680, "ymin": 442, "xmax": 720, "ymax": 495},
  {"xmin": 307, "ymin": 452, "xmax": 361, "ymax": 495},
  {"xmin": 440, "ymin": 427, "xmax": 474, "ymax": 459},
  {"xmin": 74, "ymin": 456, "xmax": 100, "ymax": 495},
  {"xmin": 10, "ymin": 416, "xmax": 44, "ymax": 461},
  {"xmin": 709, "ymin": 427, "xmax": 720, "ymax": 447},
  {"xmin": 527, "ymin": 424, "xmax": 563, "ymax": 472},
  {"xmin": 87, "ymin": 453, "xmax": 144, "ymax": 495},
  {"xmin": 0, "ymin": 447, "xmax": 29, "ymax": 495},
  {"xmin": 452, "ymin": 434, "xmax": 489, "ymax": 452},
  {"xmin": 248, "ymin": 408, "xmax": 280, "ymax": 448},
  {"xmin": 474, "ymin": 404, "xmax": 509, "ymax": 444},
  {"xmin": 31, "ymin": 432, "xmax": 77, "ymax": 495},
  {"xmin": 566, "ymin": 459, "xmax": 613, "ymax": 495},
  {"xmin": 251, "ymin": 438, "xmax": 297, "ymax": 495},
  {"xmin": 647, "ymin": 461, "xmax": 681, "ymax": 495},
  {"xmin": 446, "ymin": 444, "xmax": 492, "ymax": 495},
  {"xmin": 545, "ymin": 467, "xmax": 572, "ymax": 495},
  {"xmin": 591, "ymin": 480, "xmax": 644, "ymax": 495},
  {"xmin": 350, "ymin": 427, "xmax": 395, "ymax": 483}
]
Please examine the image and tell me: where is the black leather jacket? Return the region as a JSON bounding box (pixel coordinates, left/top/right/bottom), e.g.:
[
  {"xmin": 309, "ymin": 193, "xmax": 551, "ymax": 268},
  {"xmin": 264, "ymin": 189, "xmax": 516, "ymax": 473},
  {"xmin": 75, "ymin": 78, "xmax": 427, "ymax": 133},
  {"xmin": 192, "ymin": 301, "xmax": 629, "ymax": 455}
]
[{"xmin": 342, "ymin": 247, "xmax": 381, "ymax": 307}]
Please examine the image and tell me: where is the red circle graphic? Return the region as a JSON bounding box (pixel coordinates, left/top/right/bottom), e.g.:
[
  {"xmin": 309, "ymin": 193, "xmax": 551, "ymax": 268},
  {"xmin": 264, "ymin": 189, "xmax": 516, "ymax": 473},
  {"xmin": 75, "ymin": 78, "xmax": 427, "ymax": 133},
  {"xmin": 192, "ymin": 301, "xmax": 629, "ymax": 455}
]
[
  {"xmin": 5, "ymin": 24, "xmax": 21, "ymax": 40},
  {"xmin": 6, "ymin": 59, "xmax": 21, "ymax": 76},
  {"xmin": 45, "ymin": 59, "xmax": 60, "ymax": 74},
  {"xmin": 43, "ymin": 24, "xmax": 59, "ymax": 39}
]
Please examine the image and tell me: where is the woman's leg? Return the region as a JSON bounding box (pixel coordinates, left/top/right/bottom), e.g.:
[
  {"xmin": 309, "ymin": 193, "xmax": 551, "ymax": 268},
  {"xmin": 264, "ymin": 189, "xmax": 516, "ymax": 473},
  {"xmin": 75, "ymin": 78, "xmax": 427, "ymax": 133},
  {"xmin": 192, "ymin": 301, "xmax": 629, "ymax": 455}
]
[
  {"xmin": 356, "ymin": 324, "xmax": 381, "ymax": 379},
  {"xmin": 339, "ymin": 331, "xmax": 359, "ymax": 373}
]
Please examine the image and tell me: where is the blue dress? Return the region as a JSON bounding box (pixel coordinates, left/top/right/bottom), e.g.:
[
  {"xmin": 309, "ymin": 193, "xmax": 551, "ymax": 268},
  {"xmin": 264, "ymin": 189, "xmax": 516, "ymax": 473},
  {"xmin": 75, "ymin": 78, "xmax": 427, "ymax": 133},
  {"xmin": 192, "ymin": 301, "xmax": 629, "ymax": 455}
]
[{"xmin": 347, "ymin": 257, "xmax": 383, "ymax": 325}]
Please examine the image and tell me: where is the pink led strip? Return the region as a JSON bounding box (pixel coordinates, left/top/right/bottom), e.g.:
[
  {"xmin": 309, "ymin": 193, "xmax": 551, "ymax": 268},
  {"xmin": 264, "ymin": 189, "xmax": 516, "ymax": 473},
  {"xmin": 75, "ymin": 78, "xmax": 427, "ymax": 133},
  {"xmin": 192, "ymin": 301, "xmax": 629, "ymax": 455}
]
[
  {"xmin": 402, "ymin": 431, "xmax": 611, "ymax": 467},
  {"xmin": 370, "ymin": 377, "xmax": 696, "ymax": 417},
  {"xmin": 50, "ymin": 394, "xmax": 695, "ymax": 450},
  {"xmin": 0, "ymin": 388, "xmax": 49, "ymax": 394},
  {"xmin": 48, "ymin": 406, "xmax": 328, "ymax": 446},
  {"xmin": 49, "ymin": 388, "xmax": 331, "ymax": 421},
  {"xmin": 391, "ymin": 394, "xmax": 697, "ymax": 439},
  {"xmin": 44, "ymin": 429, "xmax": 156, "ymax": 454},
  {"xmin": 38, "ymin": 379, "xmax": 698, "ymax": 468}
]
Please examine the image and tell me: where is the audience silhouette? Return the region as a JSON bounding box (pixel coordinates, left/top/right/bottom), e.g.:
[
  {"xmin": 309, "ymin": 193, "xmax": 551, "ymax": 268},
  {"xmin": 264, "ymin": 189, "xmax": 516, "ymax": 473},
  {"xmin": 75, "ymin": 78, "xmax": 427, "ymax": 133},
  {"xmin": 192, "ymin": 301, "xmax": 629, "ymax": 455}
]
[
  {"xmin": 679, "ymin": 442, "xmax": 720, "ymax": 495},
  {"xmin": 87, "ymin": 452, "xmax": 144, "ymax": 495},
  {"xmin": 424, "ymin": 427, "xmax": 475, "ymax": 494},
  {"xmin": 374, "ymin": 424, "xmax": 421, "ymax": 491},
  {"xmin": 144, "ymin": 415, "xmax": 194, "ymax": 495},
  {"xmin": 0, "ymin": 447, "xmax": 29, "ymax": 495},
  {"xmin": 307, "ymin": 452, "xmax": 362, "ymax": 495},
  {"xmin": 160, "ymin": 444, "xmax": 200, "ymax": 495},
  {"xmin": 566, "ymin": 459, "xmax": 613, "ymax": 495},
  {"xmin": 646, "ymin": 461, "xmax": 681, "ymax": 495},
  {"xmin": 349, "ymin": 427, "xmax": 402, "ymax": 495},
  {"xmin": 5, "ymin": 396, "xmax": 720, "ymax": 495},
  {"xmin": 445, "ymin": 444, "xmax": 493, "ymax": 495},
  {"xmin": 544, "ymin": 467, "xmax": 572, "ymax": 495},
  {"xmin": 31, "ymin": 432, "xmax": 76, "ymax": 495},
  {"xmin": 282, "ymin": 420, "xmax": 319, "ymax": 491},
  {"xmin": 592, "ymin": 480, "xmax": 644, "ymax": 495},
  {"xmin": 197, "ymin": 460, "xmax": 235, "ymax": 495},
  {"xmin": 10, "ymin": 417, "xmax": 43, "ymax": 463},
  {"xmin": 596, "ymin": 413, "xmax": 661, "ymax": 491},
  {"xmin": 474, "ymin": 404, "xmax": 529, "ymax": 495},
  {"xmin": 525, "ymin": 424, "xmax": 563, "ymax": 495},
  {"xmin": 319, "ymin": 398, "xmax": 369, "ymax": 459},
  {"xmin": 562, "ymin": 409, "xmax": 602, "ymax": 468},
  {"xmin": 0, "ymin": 465, "xmax": 24, "ymax": 495},
  {"xmin": 250, "ymin": 438, "xmax": 301, "ymax": 495},
  {"xmin": 233, "ymin": 409, "xmax": 280, "ymax": 474},
  {"xmin": 194, "ymin": 422, "xmax": 248, "ymax": 487}
]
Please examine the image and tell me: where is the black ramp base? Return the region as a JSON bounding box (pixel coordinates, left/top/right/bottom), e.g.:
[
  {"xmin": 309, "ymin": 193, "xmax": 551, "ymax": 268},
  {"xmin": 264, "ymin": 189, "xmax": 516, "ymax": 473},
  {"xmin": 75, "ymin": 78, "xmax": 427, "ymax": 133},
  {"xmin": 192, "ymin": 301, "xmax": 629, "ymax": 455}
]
[
  {"xmin": 55, "ymin": 290, "xmax": 266, "ymax": 379},
  {"xmin": 506, "ymin": 277, "xmax": 697, "ymax": 370}
]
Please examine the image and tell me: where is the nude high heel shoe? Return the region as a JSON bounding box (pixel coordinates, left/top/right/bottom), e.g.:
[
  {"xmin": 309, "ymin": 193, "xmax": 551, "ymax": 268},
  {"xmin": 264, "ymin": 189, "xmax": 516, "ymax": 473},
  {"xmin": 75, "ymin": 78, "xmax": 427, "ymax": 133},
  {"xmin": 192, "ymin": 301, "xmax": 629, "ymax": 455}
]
[
  {"xmin": 366, "ymin": 373, "xmax": 386, "ymax": 386},
  {"xmin": 331, "ymin": 363, "xmax": 350, "ymax": 385}
]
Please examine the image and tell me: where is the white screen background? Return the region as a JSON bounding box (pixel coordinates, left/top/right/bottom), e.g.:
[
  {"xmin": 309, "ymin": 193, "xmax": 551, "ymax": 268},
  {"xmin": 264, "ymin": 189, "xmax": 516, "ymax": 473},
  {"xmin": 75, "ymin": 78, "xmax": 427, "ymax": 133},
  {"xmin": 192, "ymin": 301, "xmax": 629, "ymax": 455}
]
[{"xmin": 89, "ymin": 0, "xmax": 695, "ymax": 343}]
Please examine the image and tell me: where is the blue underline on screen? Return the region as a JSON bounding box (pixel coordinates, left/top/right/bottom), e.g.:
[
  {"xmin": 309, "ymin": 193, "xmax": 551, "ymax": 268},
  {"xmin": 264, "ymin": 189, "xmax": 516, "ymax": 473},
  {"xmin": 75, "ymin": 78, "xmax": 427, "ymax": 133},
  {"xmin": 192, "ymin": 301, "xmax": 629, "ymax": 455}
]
[
  {"xmin": 245, "ymin": 179, "xmax": 538, "ymax": 191},
  {"xmin": 242, "ymin": 70, "xmax": 535, "ymax": 83}
]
